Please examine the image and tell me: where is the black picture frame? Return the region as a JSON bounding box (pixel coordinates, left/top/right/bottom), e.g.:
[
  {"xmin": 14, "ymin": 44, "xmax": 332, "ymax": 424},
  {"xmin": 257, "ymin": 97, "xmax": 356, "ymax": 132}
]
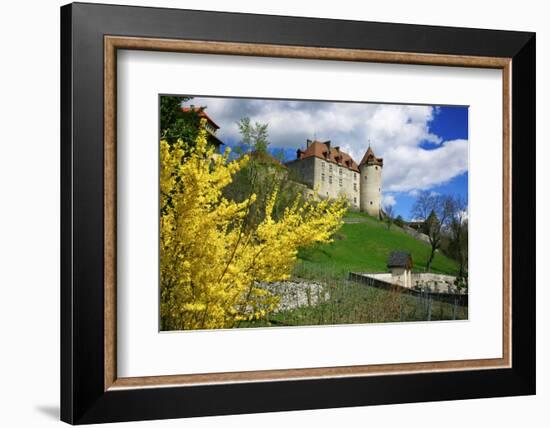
[{"xmin": 61, "ymin": 2, "xmax": 535, "ymax": 424}]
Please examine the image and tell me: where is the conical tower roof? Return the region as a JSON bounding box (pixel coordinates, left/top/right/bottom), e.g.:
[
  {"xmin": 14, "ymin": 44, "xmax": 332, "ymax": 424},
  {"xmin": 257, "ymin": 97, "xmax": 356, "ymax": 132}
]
[{"xmin": 359, "ymin": 145, "xmax": 383, "ymax": 167}]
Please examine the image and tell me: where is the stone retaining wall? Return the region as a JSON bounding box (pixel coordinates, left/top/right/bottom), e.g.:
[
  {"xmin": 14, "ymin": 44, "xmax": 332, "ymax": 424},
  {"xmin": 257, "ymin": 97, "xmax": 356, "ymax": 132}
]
[{"xmin": 256, "ymin": 280, "xmax": 329, "ymax": 312}]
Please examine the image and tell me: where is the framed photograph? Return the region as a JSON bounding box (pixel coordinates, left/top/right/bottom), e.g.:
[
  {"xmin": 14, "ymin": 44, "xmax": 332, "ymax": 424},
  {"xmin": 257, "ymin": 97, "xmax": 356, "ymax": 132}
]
[{"xmin": 60, "ymin": 2, "xmax": 535, "ymax": 424}]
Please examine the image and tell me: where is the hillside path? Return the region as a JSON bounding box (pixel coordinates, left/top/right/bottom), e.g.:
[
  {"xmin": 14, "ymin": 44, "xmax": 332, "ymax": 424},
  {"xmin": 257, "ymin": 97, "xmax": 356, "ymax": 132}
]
[{"xmin": 343, "ymin": 217, "xmax": 371, "ymax": 224}]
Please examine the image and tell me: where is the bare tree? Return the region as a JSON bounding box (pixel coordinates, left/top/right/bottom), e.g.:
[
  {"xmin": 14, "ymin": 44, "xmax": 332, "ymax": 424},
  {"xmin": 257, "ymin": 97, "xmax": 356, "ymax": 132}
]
[
  {"xmin": 411, "ymin": 191, "xmax": 453, "ymax": 272},
  {"xmin": 383, "ymin": 204, "xmax": 395, "ymax": 230},
  {"xmin": 447, "ymin": 195, "xmax": 468, "ymax": 283}
]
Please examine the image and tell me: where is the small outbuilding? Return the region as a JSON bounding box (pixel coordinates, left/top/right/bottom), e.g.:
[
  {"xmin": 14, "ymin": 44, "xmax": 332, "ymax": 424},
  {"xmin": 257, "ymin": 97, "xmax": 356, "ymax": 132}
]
[{"xmin": 387, "ymin": 251, "xmax": 413, "ymax": 288}]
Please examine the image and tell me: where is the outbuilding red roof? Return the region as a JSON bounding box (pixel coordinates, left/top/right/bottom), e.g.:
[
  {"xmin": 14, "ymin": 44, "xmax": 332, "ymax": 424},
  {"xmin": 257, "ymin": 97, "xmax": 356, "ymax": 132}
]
[{"xmin": 181, "ymin": 106, "xmax": 220, "ymax": 129}]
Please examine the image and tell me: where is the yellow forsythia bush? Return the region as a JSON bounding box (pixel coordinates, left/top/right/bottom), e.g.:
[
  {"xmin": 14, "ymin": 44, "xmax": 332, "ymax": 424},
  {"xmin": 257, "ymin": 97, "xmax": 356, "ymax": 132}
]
[{"xmin": 160, "ymin": 121, "xmax": 346, "ymax": 330}]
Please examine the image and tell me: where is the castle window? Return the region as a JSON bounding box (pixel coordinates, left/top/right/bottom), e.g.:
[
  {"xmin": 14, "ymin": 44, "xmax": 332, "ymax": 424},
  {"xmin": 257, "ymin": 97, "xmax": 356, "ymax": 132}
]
[
  {"xmin": 339, "ymin": 178, "xmax": 342, "ymax": 187},
  {"xmin": 354, "ymin": 173, "xmax": 357, "ymax": 180},
  {"xmin": 370, "ymin": 201, "xmax": 373, "ymax": 205},
  {"xmin": 321, "ymin": 173, "xmax": 325, "ymax": 181},
  {"xmin": 321, "ymin": 161, "xmax": 325, "ymax": 169},
  {"xmin": 375, "ymin": 166, "xmax": 378, "ymax": 170},
  {"xmin": 329, "ymin": 164, "xmax": 333, "ymax": 172},
  {"xmin": 353, "ymin": 183, "xmax": 357, "ymax": 191},
  {"xmin": 339, "ymin": 168, "xmax": 342, "ymax": 175},
  {"xmin": 364, "ymin": 176, "xmax": 367, "ymax": 181},
  {"xmin": 329, "ymin": 176, "xmax": 333, "ymax": 184},
  {"xmin": 354, "ymin": 197, "xmax": 357, "ymax": 204}
]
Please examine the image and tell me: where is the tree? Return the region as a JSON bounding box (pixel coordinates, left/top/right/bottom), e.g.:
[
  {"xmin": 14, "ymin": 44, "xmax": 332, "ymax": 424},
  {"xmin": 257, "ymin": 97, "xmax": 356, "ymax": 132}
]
[
  {"xmin": 394, "ymin": 215, "xmax": 405, "ymax": 228},
  {"xmin": 160, "ymin": 95, "xmax": 201, "ymax": 144},
  {"xmin": 447, "ymin": 196, "xmax": 468, "ymax": 284},
  {"xmin": 412, "ymin": 191, "xmax": 453, "ymax": 272},
  {"xmin": 273, "ymin": 148, "xmax": 286, "ymax": 164},
  {"xmin": 225, "ymin": 118, "xmax": 302, "ymax": 229},
  {"xmin": 160, "ymin": 120, "xmax": 346, "ymax": 330},
  {"xmin": 383, "ymin": 204, "xmax": 395, "ymax": 230},
  {"xmin": 237, "ymin": 117, "xmax": 270, "ymax": 153}
]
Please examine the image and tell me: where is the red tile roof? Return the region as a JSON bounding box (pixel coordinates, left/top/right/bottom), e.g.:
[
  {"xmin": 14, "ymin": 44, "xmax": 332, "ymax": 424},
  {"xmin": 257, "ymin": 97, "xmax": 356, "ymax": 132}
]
[
  {"xmin": 296, "ymin": 140, "xmax": 360, "ymax": 172},
  {"xmin": 181, "ymin": 107, "xmax": 220, "ymax": 129}
]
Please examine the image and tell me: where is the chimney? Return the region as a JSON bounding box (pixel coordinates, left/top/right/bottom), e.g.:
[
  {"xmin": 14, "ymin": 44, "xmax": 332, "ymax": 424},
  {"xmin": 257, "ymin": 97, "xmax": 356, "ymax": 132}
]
[{"xmin": 306, "ymin": 139, "xmax": 312, "ymax": 148}]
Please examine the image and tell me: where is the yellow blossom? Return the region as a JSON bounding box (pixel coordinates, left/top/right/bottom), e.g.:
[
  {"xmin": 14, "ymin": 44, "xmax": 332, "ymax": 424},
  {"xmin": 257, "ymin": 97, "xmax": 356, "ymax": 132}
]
[{"xmin": 160, "ymin": 120, "xmax": 346, "ymax": 330}]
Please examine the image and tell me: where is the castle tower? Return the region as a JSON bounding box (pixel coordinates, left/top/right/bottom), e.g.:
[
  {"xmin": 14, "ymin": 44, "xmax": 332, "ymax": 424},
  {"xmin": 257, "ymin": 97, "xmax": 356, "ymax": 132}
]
[{"xmin": 359, "ymin": 146, "xmax": 383, "ymax": 218}]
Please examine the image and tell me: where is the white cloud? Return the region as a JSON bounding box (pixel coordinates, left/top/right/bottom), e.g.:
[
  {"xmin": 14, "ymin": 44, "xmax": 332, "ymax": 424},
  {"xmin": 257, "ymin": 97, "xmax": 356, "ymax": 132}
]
[
  {"xmin": 183, "ymin": 97, "xmax": 467, "ymax": 194},
  {"xmin": 382, "ymin": 194, "xmax": 396, "ymax": 208}
]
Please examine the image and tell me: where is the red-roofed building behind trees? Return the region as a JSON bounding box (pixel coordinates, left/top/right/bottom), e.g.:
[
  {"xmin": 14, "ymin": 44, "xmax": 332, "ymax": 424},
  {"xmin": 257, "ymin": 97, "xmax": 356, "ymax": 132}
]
[{"xmin": 182, "ymin": 106, "xmax": 224, "ymax": 148}]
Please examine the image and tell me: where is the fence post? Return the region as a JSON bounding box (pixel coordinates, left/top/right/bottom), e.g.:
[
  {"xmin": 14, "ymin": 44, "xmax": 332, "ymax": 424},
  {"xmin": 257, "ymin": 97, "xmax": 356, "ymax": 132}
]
[{"xmin": 452, "ymin": 297, "xmax": 458, "ymax": 320}]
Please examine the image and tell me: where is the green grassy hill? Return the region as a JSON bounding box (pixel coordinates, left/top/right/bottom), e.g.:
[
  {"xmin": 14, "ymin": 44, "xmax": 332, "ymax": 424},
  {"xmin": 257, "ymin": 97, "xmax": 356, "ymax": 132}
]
[
  {"xmin": 240, "ymin": 212, "xmax": 466, "ymax": 328},
  {"xmin": 295, "ymin": 212, "xmax": 458, "ymax": 280}
]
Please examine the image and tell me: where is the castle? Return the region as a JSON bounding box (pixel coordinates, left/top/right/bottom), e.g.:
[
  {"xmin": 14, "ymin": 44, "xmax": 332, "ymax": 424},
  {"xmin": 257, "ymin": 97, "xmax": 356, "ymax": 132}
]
[{"xmin": 285, "ymin": 140, "xmax": 384, "ymax": 217}]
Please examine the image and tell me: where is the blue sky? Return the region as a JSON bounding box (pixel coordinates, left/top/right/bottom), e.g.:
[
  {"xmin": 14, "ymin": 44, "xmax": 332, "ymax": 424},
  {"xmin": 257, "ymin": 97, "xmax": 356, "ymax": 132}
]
[
  {"xmin": 398, "ymin": 106, "xmax": 469, "ymax": 219},
  {"xmin": 181, "ymin": 96, "xmax": 468, "ymax": 220}
]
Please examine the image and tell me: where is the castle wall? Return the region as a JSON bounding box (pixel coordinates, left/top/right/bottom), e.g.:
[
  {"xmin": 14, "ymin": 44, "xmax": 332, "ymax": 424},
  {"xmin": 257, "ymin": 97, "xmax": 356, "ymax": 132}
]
[
  {"xmin": 360, "ymin": 163, "xmax": 382, "ymax": 217},
  {"xmin": 286, "ymin": 157, "xmax": 316, "ymax": 189},
  {"xmin": 312, "ymin": 157, "xmax": 359, "ymax": 208},
  {"xmin": 287, "ymin": 156, "xmax": 361, "ymax": 210}
]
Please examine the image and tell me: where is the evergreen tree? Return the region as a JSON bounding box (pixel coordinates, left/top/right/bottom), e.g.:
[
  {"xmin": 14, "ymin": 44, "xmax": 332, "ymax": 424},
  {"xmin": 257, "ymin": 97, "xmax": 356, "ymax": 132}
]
[{"xmin": 160, "ymin": 95, "xmax": 202, "ymax": 144}]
